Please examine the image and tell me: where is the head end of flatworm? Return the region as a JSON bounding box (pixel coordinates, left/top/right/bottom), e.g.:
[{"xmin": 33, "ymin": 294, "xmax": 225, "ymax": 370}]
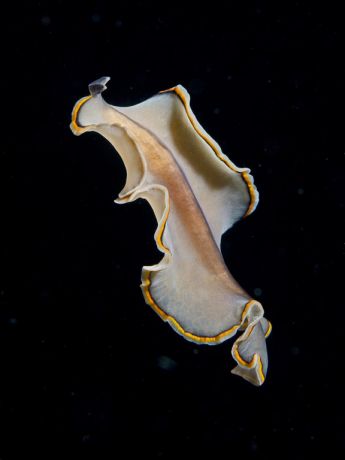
[{"xmin": 88, "ymin": 76, "xmax": 111, "ymax": 97}]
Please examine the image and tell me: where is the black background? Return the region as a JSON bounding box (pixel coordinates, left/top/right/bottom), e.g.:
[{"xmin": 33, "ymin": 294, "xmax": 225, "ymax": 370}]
[{"xmin": 1, "ymin": 2, "xmax": 344, "ymax": 459}]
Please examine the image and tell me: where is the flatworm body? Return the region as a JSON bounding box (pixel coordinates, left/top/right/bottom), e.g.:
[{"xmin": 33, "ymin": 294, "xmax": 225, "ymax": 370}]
[{"xmin": 70, "ymin": 77, "xmax": 271, "ymax": 385}]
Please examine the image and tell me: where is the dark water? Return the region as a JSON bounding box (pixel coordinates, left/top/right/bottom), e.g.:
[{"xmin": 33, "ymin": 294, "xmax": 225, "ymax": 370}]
[{"xmin": 1, "ymin": 3, "xmax": 344, "ymax": 459}]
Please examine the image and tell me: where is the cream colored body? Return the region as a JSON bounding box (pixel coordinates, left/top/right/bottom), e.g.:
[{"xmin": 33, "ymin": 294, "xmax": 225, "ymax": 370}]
[{"xmin": 71, "ymin": 80, "xmax": 271, "ymax": 385}]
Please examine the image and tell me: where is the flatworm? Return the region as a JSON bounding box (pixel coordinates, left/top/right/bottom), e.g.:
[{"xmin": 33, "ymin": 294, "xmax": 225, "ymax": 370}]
[{"xmin": 70, "ymin": 77, "xmax": 271, "ymax": 385}]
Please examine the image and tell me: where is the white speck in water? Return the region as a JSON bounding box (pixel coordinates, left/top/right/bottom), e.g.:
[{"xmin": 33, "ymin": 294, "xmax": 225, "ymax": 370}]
[
  {"xmin": 157, "ymin": 355, "xmax": 177, "ymax": 371},
  {"xmin": 291, "ymin": 346, "xmax": 300, "ymax": 355},
  {"xmin": 91, "ymin": 14, "xmax": 101, "ymax": 23},
  {"xmin": 41, "ymin": 16, "xmax": 51, "ymax": 26}
]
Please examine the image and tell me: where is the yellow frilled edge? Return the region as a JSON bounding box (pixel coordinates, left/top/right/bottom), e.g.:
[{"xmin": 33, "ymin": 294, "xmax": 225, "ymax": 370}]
[
  {"xmin": 71, "ymin": 95, "xmax": 92, "ymax": 134},
  {"xmin": 142, "ymin": 269, "xmax": 271, "ymax": 384},
  {"xmin": 160, "ymin": 86, "xmax": 257, "ymax": 218}
]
